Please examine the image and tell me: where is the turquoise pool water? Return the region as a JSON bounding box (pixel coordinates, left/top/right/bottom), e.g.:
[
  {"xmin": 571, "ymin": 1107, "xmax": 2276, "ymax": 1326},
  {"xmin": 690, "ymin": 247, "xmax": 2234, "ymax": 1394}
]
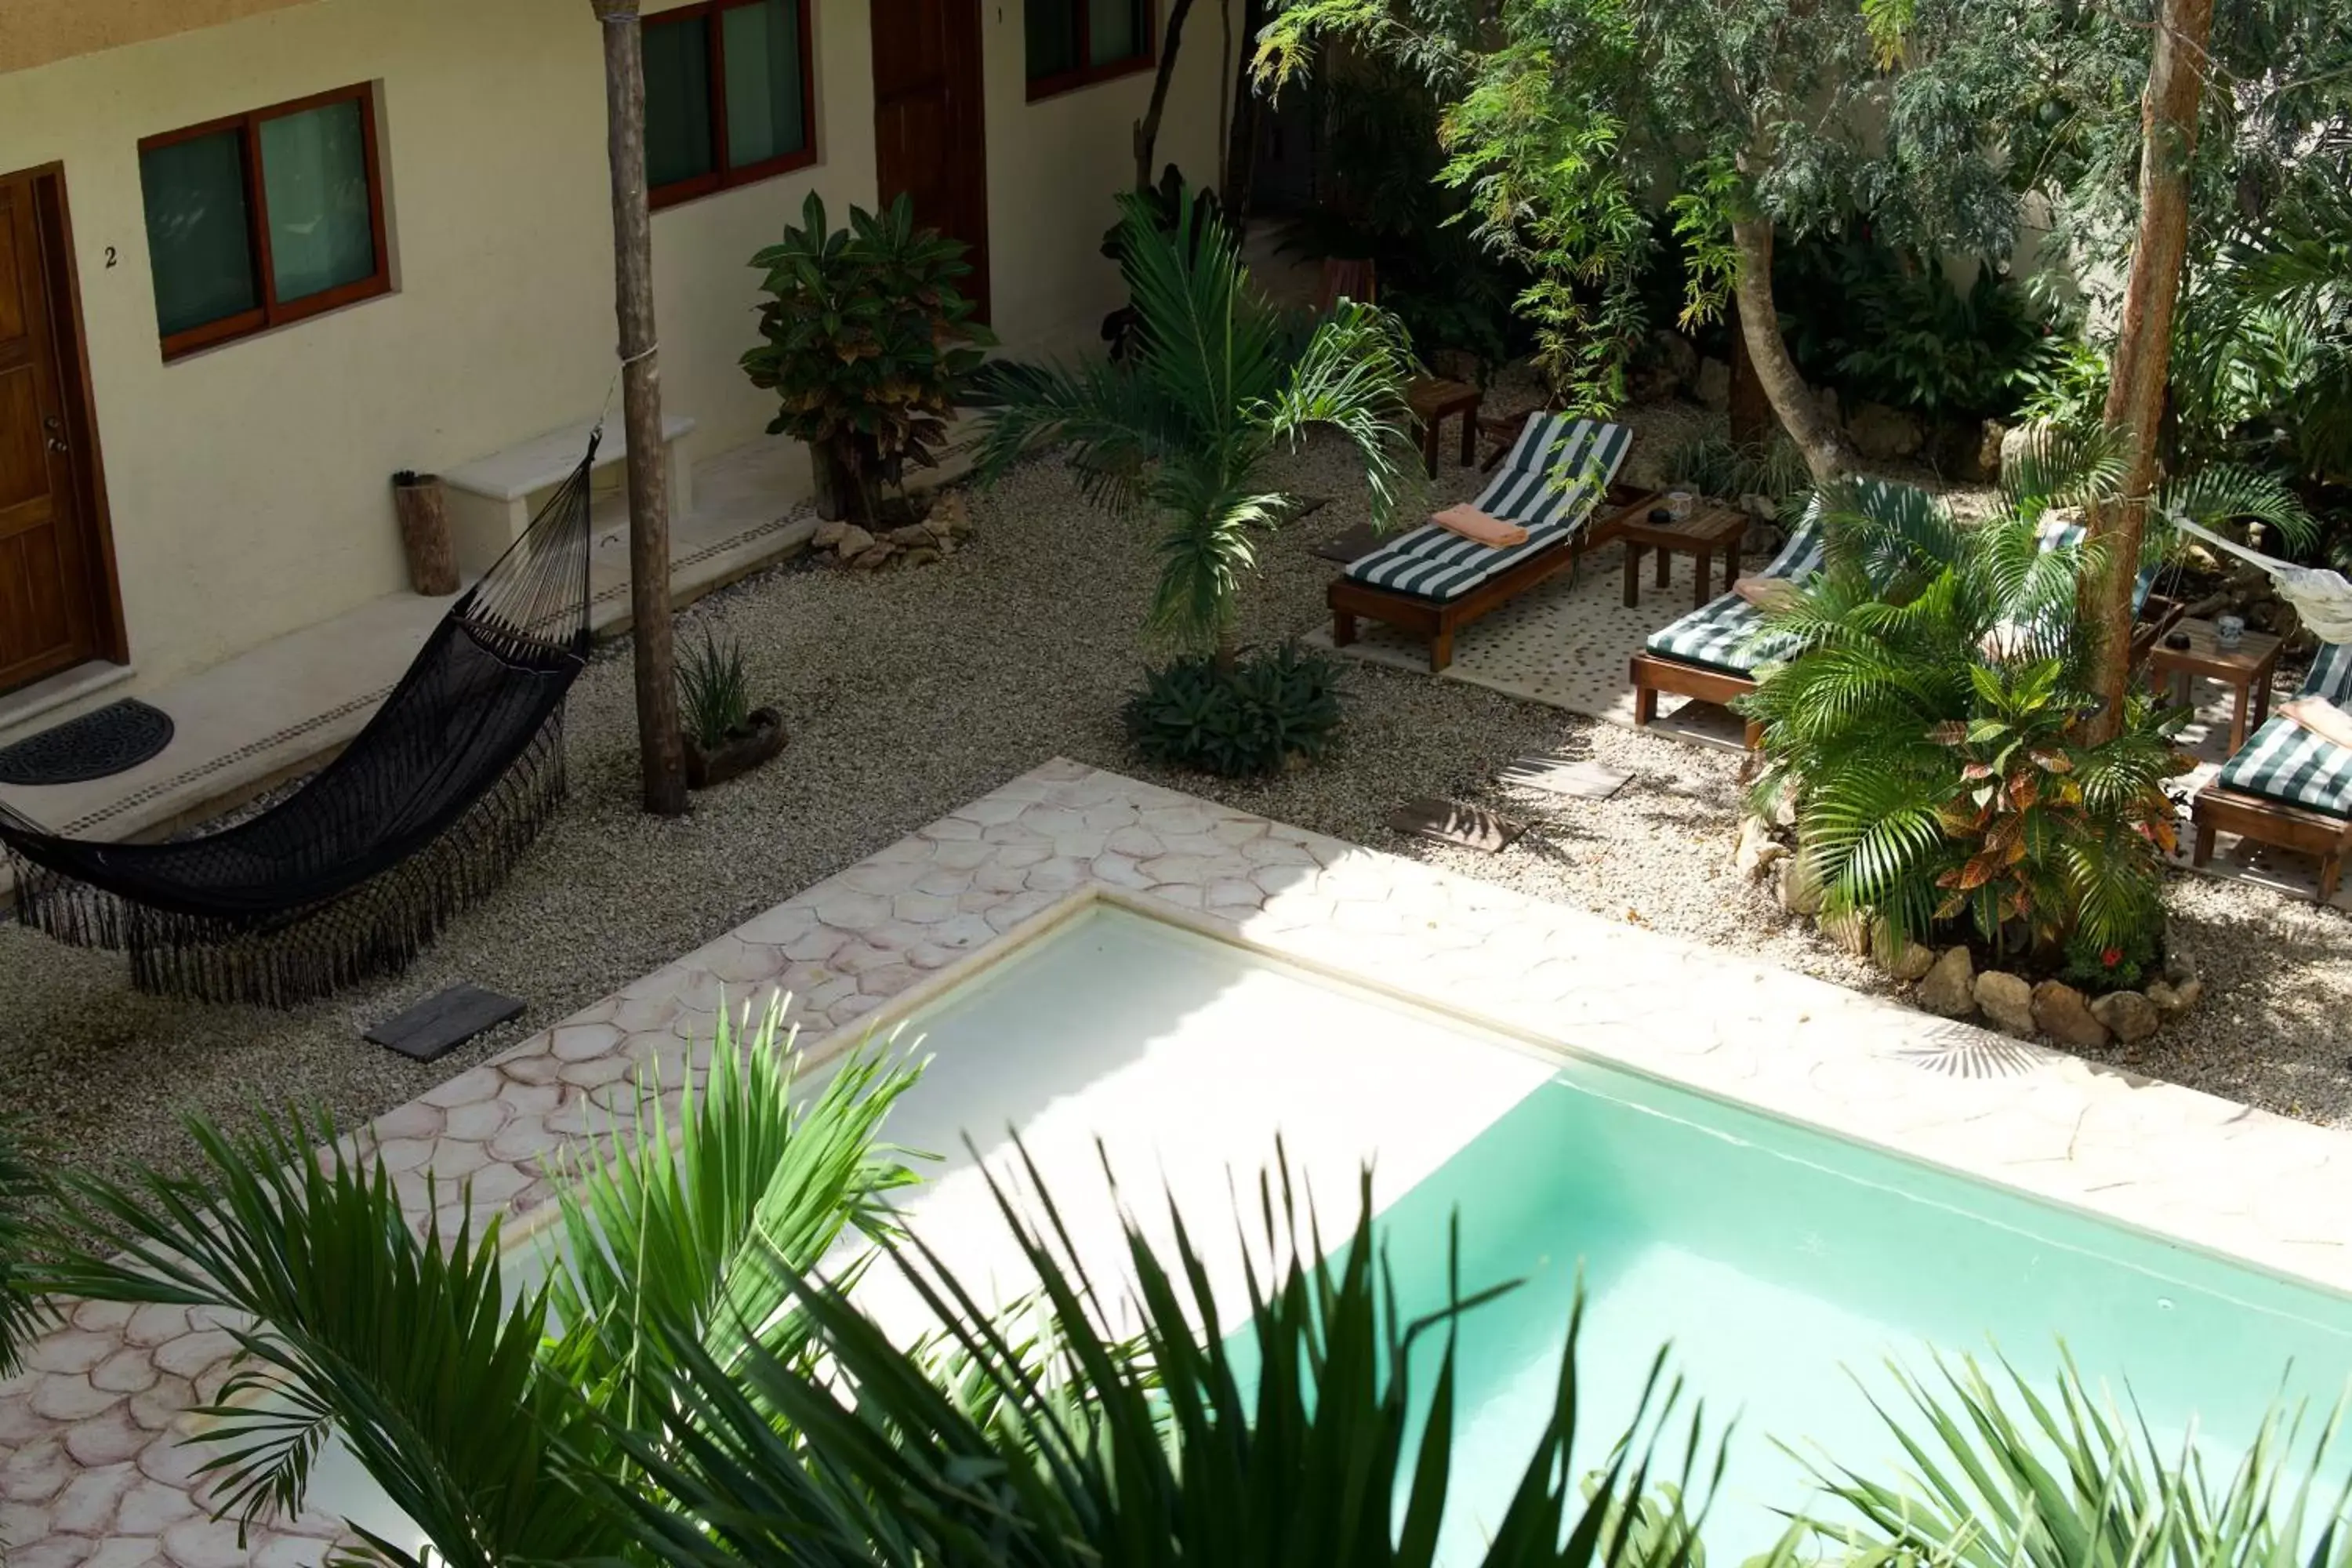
[{"xmin": 1368, "ymin": 1063, "xmax": 2352, "ymax": 1559}]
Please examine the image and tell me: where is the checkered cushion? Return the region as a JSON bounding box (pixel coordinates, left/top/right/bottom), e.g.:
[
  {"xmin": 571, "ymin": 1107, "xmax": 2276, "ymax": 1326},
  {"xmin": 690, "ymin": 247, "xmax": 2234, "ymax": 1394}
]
[
  {"xmin": 1640, "ymin": 506, "xmax": 1828, "ymax": 675},
  {"xmin": 2216, "ymin": 641, "xmax": 2352, "ymax": 818},
  {"xmin": 1342, "ymin": 416, "xmax": 1632, "ymax": 601}
]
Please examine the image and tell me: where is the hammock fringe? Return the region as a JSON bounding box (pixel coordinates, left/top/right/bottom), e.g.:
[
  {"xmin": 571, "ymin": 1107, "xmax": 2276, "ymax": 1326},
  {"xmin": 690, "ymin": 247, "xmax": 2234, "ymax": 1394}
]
[{"xmin": 6, "ymin": 715, "xmax": 569, "ymax": 1007}]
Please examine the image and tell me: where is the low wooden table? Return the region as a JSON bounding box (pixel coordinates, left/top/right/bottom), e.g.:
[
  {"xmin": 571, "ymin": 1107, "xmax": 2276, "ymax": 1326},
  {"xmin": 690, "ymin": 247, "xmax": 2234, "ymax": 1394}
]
[
  {"xmin": 1617, "ymin": 504, "xmax": 1747, "ymax": 610},
  {"xmin": 1406, "ymin": 377, "xmax": 1482, "ymax": 477},
  {"xmin": 2148, "ymin": 617, "xmax": 2283, "ymax": 753}
]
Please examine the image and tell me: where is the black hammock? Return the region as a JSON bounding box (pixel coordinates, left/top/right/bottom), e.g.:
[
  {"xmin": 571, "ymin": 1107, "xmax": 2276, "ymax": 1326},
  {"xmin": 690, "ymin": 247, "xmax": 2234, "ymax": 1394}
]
[{"xmin": 0, "ymin": 439, "xmax": 601, "ymax": 1007}]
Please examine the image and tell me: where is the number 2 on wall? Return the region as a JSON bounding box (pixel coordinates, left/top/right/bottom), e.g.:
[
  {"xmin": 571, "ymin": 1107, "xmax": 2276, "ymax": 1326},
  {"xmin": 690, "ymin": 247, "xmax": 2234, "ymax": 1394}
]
[{"xmin": 103, "ymin": 245, "xmax": 117, "ymax": 268}]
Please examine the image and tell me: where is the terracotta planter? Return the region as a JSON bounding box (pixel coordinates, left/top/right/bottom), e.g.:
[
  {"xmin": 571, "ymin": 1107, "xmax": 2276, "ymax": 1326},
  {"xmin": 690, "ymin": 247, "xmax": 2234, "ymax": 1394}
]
[{"xmin": 684, "ymin": 706, "xmax": 786, "ymax": 790}]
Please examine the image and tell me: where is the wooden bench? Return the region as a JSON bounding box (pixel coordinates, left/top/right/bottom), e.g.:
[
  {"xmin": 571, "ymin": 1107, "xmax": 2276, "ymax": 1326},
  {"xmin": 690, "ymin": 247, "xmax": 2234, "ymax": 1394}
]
[
  {"xmin": 441, "ymin": 413, "xmax": 696, "ymax": 574},
  {"xmin": 1330, "ymin": 485, "xmax": 1657, "ymax": 673}
]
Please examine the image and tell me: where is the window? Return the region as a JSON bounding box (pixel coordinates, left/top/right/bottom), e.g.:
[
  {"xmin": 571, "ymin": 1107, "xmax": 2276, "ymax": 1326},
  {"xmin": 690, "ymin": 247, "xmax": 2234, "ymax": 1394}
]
[
  {"xmin": 138, "ymin": 83, "xmax": 389, "ymax": 361},
  {"xmin": 1026, "ymin": 0, "xmax": 1154, "ymax": 100},
  {"xmin": 643, "ymin": 0, "xmax": 815, "ymax": 209}
]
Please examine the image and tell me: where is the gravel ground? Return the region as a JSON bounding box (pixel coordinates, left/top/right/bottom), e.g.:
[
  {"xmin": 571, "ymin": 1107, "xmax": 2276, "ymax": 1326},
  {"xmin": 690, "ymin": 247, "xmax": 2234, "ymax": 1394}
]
[{"xmin": 4, "ymin": 424, "xmax": 2349, "ymax": 1186}]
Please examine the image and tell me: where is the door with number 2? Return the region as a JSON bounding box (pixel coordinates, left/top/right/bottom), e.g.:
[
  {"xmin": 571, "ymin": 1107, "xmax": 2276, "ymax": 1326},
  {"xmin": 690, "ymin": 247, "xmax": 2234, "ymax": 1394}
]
[{"xmin": 0, "ymin": 165, "xmax": 118, "ymax": 697}]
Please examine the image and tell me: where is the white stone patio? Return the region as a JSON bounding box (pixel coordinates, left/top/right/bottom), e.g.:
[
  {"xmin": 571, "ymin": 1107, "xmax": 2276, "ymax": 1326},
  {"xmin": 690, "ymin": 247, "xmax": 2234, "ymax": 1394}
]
[{"xmin": 6, "ymin": 757, "xmax": 2351, "ymax": 1564}]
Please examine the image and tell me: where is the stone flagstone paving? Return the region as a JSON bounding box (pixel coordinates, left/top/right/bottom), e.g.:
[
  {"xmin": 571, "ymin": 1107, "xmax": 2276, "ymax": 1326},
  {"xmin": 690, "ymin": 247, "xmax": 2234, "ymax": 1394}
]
[{"xmin": 8, "ymin": 758, "xmax": 2352, "ymax": 1563}]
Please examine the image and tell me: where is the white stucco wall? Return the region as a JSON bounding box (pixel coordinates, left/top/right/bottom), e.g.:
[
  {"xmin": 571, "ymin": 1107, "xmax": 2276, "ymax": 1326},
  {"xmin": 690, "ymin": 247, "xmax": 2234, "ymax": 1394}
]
[{"xmin": 0, "ymin": 0, "xmax": 1226, "ymax": 691}]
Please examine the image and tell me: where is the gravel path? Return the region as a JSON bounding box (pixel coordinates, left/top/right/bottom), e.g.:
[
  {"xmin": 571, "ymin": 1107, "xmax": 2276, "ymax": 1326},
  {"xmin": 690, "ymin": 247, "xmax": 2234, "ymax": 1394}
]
[{"xmin": 4, "ymin": 432, "xmax": 2348, "ymax": 1185}]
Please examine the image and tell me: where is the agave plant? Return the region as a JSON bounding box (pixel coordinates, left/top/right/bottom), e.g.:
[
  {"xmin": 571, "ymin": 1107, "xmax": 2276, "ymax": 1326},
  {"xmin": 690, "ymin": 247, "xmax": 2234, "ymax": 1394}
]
[
  {"xmin": 1796, "ymin": 1352, "xmax": 2352, "ymax": 1568},
  {"xmin": 597, "ymin": 1142, "xmax": 1724, "ymax": 1566},
  {"xmin": 24, "ymin": 1000, "xmax": 926, "ymax": 1566},
  {"xmin": 975, "ymin": 183, "xmax": 1422, "ymax": 670},
  {"xmin": 1740, "ymin": 441, "xmax": 2196, "ymax": 964}
]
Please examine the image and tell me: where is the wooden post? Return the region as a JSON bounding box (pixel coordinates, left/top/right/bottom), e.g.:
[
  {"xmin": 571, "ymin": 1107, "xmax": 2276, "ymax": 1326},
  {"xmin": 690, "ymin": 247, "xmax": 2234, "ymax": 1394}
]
[
  {"xmin": 2082, "ymin": 0, "xmax": 2216, "ymax": 742},
  {"xmin": 592, "ymin": 0, "xmax": 687, "ymax": 816}
]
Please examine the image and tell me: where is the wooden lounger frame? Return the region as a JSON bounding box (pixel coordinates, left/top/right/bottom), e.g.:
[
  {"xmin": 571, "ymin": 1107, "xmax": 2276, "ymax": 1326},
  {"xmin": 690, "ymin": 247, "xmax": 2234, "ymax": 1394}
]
[
  {"xmin": 1329, "ymin": 485, "xmax": 1658, "ymax": 673},
  {"xmin": 2191, "ymin": 785, "xmax": 2350, "ymax": 903}
]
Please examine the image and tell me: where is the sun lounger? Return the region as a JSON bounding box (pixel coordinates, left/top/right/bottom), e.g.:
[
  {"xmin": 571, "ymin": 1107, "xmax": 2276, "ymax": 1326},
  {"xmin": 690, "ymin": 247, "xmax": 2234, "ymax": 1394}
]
[
  {"xmin": 1327, "ymin": 414, "xmax": 1640, "ymax": 672},
  {"xmin": 2193, "ymin": 641, "xmax": 2352, "ymax": 902},
  {"xmin": 1631, "ymin": 487, "xmax": 2178, "ymax": 748}
]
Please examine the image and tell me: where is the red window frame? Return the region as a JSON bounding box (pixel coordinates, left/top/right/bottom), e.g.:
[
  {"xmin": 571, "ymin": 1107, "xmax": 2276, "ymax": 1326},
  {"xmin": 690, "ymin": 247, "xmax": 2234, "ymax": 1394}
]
[
  {"xmin": 644, "ymin": 0, "xmax": 820, "ymax": 211},
  {"xmin": 137, "ymin": 82, "xmax": 391, "ymax": 362},
  {"xmin": 1026, "ymin": 0, "xmax": 1157, "ymax": 101}
]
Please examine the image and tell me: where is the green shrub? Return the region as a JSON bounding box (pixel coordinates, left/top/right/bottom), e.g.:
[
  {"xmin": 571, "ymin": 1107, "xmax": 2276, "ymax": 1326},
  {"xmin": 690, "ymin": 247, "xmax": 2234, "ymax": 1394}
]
[
  {"xmin": 1124, "ymin": 644, "xmax": 1344, "ymax": 777},
  {"xmin": 1663, "ymin": 429, "xmax": 1809, "ymax": 509},
  {"xmin": 742, "ymin": 192, "xmax": 994, "ymax": 524},
  {"xmin": 1740, "ymin": 464, "xmax": 2191, "ymax": 967},
  {"xmin": 678, "ymin": 629, "xmax": 752, "ymax": 751}
]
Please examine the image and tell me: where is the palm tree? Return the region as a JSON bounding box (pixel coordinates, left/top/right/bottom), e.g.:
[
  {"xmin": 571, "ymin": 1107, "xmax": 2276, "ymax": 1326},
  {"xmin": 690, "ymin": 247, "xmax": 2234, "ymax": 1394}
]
[
  {"xmin": 975, "ymin": 185, "xmax": 1423, "ymax": 672},
  {"xmin": 26, "ymin": 1000, "xmax": 926, "ymax": 1566}
]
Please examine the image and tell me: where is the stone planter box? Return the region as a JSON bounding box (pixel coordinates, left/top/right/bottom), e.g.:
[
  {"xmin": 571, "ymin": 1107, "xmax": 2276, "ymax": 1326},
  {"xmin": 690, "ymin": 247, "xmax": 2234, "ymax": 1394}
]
[{"xmin": 685, "ymin": 707, "xmax": 786, "ymax": 790}]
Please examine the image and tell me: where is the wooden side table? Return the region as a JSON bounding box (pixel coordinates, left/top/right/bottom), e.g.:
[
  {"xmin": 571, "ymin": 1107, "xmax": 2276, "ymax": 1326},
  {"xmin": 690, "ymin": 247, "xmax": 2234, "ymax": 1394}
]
[
  {"xmin": 1406, "ymin": 377, "xmax": 1482, "ymax": 477},
  {"xmin": 1616, "ymin": 505, "xmax": 1748, "ymax": 610},
  {"xmin": 2148, "ymin": 617, "xmax": 2283, "ymax": 753}
]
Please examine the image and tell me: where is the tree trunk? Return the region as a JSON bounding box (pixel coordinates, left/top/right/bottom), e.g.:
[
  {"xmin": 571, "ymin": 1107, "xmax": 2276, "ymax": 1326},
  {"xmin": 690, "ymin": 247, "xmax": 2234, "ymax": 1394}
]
[
  {"xmin": 1220, "ymin": 0, "xmax": 1267, "ymax": 227},
  {"xmin": 1730, "ymin": 218, "xmax": 1853, "ymax": 488},
  {"xmin": 1133, "ymin": 0, "xmax": 1200, "ymax": 190},
  {"xmin": 593, "ymin": 0, "xmax": 688, "ymax": 817},
  {"xmin": 2082, "ymin": 0, "xmax": 2216, "ymax": 742},
  {"xmin": 1726, "ymin": 299, "xmax": 1774, "ymax": 448}
]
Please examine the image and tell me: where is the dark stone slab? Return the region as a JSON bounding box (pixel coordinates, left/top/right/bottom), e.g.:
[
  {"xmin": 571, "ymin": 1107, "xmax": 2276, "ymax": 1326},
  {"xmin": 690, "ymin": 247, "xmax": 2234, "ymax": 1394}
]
[
  {"xmin": 365, "ymin": 983, "xmax": 526, "ymax": 1062},
  {"xmin": 1386, "ymin": 797, "xmax": 1524, "ymax": 854},
  {"xmin": 1312, "ymin": 523, "xmax": 1386, "ymax": 565},
  {"xmin": 1500, "ymin": 755, "xmax": 1632, "ymax": 800}
]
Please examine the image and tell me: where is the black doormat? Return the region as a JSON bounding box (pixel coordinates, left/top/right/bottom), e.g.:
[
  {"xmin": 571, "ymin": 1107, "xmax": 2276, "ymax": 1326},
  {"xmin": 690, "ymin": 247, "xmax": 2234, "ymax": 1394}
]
[{"xmin": 0, "ymin": 699, "xmax": 175, "ymax": 787}]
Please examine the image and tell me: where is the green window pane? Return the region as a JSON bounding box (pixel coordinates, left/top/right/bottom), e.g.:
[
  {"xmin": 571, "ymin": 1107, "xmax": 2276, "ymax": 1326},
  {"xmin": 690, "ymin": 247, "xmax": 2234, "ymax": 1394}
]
[
  {"xmin": 259, "ymin": 99, "xmax": 376, "ymax": 303},
  {"xmin": 1087, "ymin": 0, "xmax": 1145, "ymax": 64},
  {"xmin": 721, "ymin": 0, "xmax": 807, "ymax": 167},
  {"xmin": 1025, "ymin": 0, "xmax": 1077, "ymax": 79},
  {"xmin": 644, "ymin": 14, "xmax": 714, "ymax": 187},
  {"xmin": 140, "ymin": 130, "xmax": 260, "ymax": 337}
]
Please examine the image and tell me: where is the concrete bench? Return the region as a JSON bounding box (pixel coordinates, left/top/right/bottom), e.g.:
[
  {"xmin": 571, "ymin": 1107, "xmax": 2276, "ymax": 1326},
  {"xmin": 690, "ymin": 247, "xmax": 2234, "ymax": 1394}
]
[{"xmin": 441, "ymin": 413, "xmax": 696, "ymax": 573}]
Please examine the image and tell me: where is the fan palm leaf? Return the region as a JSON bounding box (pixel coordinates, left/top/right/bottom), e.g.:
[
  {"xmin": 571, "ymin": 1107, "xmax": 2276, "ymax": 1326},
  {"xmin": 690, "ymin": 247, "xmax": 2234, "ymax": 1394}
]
[{"xmin": 0, "ymin": 1117, "xmax": 50, "ymax": 1379}]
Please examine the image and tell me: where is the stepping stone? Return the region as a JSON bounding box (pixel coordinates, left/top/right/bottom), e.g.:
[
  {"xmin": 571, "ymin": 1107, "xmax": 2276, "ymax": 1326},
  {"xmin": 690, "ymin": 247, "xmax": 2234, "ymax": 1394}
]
[
  {"xmin": 1500, "ymin": 756, "xmax": 1632, "ymax": 800},
  {"xmin": 1387, "ymin": 798, "xmax": 1523, "ymax": 853},
  {"xmin": 365, "ymin": 983, "xmax": 526, "ymax": 1062},
  {"xmin": 1312, "ymin": 523, "xmax": 1385, "ymax": 564}
]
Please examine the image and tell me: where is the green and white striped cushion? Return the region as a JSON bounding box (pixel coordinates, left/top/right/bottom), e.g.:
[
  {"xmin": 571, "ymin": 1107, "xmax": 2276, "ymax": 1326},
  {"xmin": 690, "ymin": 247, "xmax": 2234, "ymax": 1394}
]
[
  {"xmin": 1343, "ymin": 416, "xmax": 1632, "ymax": 601},
  {"xmin": 1641, "ymin": 507, "xmax": 1828, "ymax": 675},
  {"xmin": 2216, "ymin": 641, "xmax": 2352, "ymax": 818}
]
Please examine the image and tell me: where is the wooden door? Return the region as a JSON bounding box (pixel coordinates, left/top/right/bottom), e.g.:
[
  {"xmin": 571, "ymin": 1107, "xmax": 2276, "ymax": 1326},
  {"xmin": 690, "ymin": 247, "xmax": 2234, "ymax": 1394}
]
[
  {"xmin": 870, "ymin": 0, "xmax": 991, "ymax": 321},
  {"xmin": 0, "ymin": 168, "xmax": 113, "ymax": 695}
]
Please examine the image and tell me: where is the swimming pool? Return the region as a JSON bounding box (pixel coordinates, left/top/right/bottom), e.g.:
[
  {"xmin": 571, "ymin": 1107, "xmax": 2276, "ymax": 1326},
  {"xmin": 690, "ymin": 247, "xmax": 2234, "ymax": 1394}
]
[
  {"xmin": 252, "ymin": 902, "xmax": 2352, "ymax": 1559},
  {"xmin": 866, "ymin": 903, "xmax": 2352, "ymax": 1555}
]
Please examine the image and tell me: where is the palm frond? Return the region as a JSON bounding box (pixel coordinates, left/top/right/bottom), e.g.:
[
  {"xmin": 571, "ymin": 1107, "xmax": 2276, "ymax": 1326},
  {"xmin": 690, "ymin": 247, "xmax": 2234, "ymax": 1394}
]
[
  {"xmin": 25, "ymin": 1113, "xmax": 611, "ymax": 1566},
  {"xmin": 539, "ymin": 998, "xmax": 927, "ymax": 1442},
  {"xmin": 602, "ymin": 1140, "xmax": 1723, "ymax": 1567},
  {"xmin": 0, "ymin": 1117, "xmax": 49, "ymax": 1378},
  {"xmin": 2158, "ymin": 462, "xmax": 2320, "ymax": 554}
]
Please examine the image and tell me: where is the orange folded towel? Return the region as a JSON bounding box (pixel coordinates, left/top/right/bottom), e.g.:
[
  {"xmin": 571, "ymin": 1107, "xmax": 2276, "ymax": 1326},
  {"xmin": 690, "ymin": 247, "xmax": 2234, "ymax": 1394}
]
[
  {"xmin": 2284, "ymin": 695, "xmax": 2352, "ymax": 750},
  {"xmin": 1733, "ymin": 575, "xmax": 1802, "ymax": 612},
  {"xmin": 1432, "ymin": 504, "xmax": 1527, "ymax": 548}
]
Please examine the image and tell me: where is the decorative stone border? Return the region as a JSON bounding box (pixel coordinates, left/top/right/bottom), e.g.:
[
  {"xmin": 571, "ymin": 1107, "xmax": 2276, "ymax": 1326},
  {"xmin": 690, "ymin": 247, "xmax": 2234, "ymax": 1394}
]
[{"xmin": 7, "ymin": 758, "xmax": 2350, "ymax": 1565}]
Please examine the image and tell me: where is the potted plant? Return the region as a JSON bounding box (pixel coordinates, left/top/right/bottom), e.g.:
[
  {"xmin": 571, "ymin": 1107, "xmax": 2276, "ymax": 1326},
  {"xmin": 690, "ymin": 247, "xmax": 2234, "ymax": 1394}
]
[
  {"xmin": 678, "ymin": 630, "xmax": 784, "ymax": 790},
  {"xmin": 742, "ymin": 192, "xmax": 995, "ymax": 526}
]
